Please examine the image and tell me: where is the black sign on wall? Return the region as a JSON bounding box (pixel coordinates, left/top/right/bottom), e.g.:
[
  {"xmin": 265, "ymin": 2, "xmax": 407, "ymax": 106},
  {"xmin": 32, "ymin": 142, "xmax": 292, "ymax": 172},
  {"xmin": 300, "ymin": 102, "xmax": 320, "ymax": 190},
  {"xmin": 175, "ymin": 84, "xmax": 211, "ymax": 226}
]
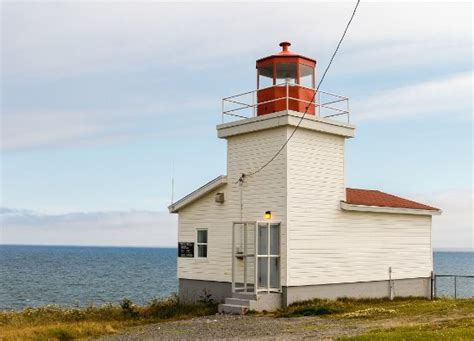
[{"xmin": 178, "ymin": 242, "xmax": 194, "ymax": 257}]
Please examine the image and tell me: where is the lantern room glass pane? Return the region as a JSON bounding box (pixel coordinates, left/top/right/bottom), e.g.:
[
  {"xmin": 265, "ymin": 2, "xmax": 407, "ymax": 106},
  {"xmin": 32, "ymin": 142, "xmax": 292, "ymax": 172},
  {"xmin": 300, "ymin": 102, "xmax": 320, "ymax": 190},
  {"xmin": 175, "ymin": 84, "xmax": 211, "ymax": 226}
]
[
  {"xmin": 299, "ymin": 64, "xmax": 314, "ymax": 88},
  {"xmin": 258, "ymin": 65, "xmax": 273, "ymax": 88},
  {"xmin": 276, "ymin": 63, "xmax": 297, "ymax": 85}
]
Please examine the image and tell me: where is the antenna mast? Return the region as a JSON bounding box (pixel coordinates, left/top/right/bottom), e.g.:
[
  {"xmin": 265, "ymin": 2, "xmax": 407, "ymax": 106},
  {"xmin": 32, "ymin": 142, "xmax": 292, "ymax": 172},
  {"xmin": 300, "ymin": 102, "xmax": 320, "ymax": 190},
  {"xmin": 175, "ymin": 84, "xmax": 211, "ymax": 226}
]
[{"xmin": 171, "ymin": 161, "xmax": 175, "ymax": 204}]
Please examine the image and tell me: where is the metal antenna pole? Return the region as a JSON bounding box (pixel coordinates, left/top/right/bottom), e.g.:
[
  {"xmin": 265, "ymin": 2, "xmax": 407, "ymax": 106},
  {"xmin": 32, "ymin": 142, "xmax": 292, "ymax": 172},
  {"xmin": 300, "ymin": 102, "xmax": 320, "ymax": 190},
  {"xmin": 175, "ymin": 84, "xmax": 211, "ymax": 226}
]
[{"xmin": 171, "ymin": 161, "xmax": 175, "ymax": 205}]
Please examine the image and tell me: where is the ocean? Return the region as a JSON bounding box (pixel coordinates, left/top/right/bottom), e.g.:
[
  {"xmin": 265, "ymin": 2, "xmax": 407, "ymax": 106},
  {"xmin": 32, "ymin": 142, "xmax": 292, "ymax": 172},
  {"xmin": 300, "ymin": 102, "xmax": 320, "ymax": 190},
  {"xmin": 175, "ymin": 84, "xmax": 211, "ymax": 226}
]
[{"xmin": 0, "ymin": 245, "xmax": 472, "ymax": 310}]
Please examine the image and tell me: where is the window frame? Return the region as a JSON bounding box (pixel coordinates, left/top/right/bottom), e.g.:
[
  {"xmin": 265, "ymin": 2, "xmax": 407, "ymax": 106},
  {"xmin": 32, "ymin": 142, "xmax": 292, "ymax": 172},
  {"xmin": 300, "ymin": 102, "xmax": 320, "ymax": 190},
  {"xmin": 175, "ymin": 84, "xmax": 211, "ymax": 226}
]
[
  {"xmin": 195, "ymin": 228, "xmax": 208, "ymax": 259},
  {"xmin": 298, "ymin": 63, "xmax": 315, "ymax": 88},
  {"xmin": 257, "ymin": 64, "xmax": 275, "ymax": 89}
]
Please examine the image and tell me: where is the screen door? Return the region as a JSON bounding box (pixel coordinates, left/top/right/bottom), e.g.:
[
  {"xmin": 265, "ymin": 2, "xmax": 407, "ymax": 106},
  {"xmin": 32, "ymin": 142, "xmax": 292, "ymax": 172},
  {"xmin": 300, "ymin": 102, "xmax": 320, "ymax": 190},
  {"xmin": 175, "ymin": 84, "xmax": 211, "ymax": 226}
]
[{"xmin": 257, "ymin": 222, "xmax": 280, "ymax": 292}]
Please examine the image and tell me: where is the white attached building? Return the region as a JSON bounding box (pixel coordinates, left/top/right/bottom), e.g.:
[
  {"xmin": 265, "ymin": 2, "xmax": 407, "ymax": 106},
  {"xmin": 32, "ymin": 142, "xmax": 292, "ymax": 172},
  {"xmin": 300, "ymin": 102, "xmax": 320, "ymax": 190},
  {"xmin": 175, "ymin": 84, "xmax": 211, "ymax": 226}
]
[{"xmin": 169, "ymin": 42, "xmax": 441, "ymax": 312}]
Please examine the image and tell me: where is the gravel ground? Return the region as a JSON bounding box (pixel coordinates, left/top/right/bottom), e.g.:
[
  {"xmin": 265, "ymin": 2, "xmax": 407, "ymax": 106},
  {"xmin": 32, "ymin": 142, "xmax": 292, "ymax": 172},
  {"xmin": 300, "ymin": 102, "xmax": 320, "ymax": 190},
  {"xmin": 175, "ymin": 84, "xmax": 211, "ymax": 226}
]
[{"xmin": 99, "ymin": 314, "xmax": 370, "ymax": 340}]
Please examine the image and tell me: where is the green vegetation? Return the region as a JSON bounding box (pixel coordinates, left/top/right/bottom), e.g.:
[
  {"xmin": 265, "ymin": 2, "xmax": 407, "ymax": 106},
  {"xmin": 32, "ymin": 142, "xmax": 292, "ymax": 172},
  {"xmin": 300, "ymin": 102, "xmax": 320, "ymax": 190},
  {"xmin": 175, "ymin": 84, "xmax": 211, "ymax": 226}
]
[
  {"xmin": 279, "ymin": 305, "xmax": 341, "ymax": 317},
  {"xmin": 0, "ymin": 297, "xmax": 217, "ymax": 340},
  {"xmin": 277, "ymin": 297, "xmax": 474, "ymax": 340},
  {"xmin": 341, "ymin": 317, "xmax": 474, "ymax": 340},
  {"xmin": 277, "ymin": 296, "xmax": 474, "ymax": 319},
  {"xmin": 1, "ymin": 297, "xmax": 473, "ymax": 340}
]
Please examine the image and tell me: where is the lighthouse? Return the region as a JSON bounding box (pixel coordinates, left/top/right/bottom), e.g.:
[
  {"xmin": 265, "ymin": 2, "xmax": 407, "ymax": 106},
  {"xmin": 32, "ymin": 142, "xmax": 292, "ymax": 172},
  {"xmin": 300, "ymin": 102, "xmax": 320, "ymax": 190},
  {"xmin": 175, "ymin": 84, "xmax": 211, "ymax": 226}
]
[
  {"xmin": 256, "ymin": 41, "xmax": 316, "ymax": 115},
  {"xmin": 169, "ymin": 43, "xmax": 440, "ymax": 313}
]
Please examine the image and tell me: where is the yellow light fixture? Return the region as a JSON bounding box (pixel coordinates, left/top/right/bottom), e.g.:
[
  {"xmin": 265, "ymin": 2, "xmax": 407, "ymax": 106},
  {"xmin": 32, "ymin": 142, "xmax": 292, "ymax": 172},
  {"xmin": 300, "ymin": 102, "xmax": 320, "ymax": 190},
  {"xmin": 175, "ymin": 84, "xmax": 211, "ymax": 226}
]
[{"xmin": 264, "ymin": 211, "xmax": 272, "ymax": 220}]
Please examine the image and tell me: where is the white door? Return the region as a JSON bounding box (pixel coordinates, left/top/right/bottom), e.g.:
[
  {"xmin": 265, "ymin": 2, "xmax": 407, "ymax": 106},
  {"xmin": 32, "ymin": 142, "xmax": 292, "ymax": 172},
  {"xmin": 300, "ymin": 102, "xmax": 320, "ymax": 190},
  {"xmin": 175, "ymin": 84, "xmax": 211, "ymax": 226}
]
[{"xmin": 257, "ymin": 222, "xmax": 281, "ymax": 292}]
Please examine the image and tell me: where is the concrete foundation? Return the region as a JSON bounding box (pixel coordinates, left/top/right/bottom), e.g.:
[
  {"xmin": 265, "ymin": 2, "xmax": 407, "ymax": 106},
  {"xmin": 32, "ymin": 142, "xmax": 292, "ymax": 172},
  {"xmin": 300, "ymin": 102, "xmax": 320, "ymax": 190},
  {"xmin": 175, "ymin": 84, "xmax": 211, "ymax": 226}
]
[
  {"xmin": 179, "ymin": 278, "xmax": 232, "ymax": 304},
  {"xmin": 180, "ymin": 277, "xmax": 431, "ymax": 308},
  {"xmin": 283, "ymin": 277, "xmax": 431, "ymax": 306}
]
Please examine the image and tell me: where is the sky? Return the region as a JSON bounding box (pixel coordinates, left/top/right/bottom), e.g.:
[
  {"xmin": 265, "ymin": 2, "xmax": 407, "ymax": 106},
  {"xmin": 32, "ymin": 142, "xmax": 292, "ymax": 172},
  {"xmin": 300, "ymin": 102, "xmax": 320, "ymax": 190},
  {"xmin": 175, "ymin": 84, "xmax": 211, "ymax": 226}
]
[{"xmin": 1, "ymin": 1, "xmax": 472, "ymax": 249}]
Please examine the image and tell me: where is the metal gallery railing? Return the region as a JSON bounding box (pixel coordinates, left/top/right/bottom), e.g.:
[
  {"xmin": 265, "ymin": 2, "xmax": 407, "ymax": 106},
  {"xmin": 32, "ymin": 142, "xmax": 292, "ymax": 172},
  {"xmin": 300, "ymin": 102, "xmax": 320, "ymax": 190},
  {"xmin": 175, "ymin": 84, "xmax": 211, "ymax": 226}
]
[
  {"xmin": 433, "ymin": 274, "xmax": 474, "ymax": 299},
  {"xmin": 222, "ymin": 82, "xmax": 350, "ymax": 124}
]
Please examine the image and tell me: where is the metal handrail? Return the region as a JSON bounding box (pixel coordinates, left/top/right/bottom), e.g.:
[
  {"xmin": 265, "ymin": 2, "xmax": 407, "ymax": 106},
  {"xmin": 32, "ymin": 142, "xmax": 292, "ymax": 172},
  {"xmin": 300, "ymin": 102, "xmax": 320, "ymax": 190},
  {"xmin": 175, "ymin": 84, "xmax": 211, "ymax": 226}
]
[{"xmin": 222, "ymin": 82, "xmax": 350, "ymax": 124}]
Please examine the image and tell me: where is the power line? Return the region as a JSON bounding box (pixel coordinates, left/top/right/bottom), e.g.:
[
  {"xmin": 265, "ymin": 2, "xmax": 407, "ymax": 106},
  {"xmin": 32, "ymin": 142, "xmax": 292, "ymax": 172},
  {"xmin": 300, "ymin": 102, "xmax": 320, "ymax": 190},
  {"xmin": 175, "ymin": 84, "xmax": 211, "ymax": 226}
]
[{"xmin": 237, "ymin": 0, "xmax": 361, "ymax": 184}]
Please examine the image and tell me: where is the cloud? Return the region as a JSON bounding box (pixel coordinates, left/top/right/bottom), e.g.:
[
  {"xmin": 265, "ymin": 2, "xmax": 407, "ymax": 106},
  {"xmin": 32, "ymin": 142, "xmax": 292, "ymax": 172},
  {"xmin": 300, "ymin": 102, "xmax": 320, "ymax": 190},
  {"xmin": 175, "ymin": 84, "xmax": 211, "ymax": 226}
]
[
  {"xmin": 353, "ymin": 72, "xmax": 472, "ymax": 121},
  {"xmin": 0, "ymin": 208, "xmax": 177, "ymax": 247},
  {"xmin": 2, "ymin": 187, "xmax": 472, "ymax": 249},
  {"xmin": 0, "ymin": 97, "xmax": 216, "ymax": 151},
  {"xmin": 412, "ymin": 189, "xmax": 473, "ymax": 250},
  {"xmin": 1, "ymin": 2, "xmax": 471, "ymax": 150},
  {"xmin": 2, "ymin": 2, "xmax": 471, "ymax": 81},
  {"xmin": 1, "ymin": 111, "xmax": 104, "ymax": 150}
]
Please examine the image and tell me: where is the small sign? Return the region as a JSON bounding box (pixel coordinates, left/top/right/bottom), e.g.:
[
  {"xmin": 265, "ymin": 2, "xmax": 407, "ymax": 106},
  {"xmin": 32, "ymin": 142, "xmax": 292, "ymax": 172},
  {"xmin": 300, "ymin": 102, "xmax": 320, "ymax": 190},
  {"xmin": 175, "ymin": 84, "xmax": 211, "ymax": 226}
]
[{"xmin": 178, "ymin": 242, "xmax": 194, "ymax": 257}]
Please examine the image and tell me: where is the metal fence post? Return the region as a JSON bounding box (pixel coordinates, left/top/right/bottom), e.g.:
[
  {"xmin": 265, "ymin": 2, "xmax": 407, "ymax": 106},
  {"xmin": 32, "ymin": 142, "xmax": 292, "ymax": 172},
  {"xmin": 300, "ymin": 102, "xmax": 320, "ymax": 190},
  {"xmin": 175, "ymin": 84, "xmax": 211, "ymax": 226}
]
[
  {"xmin": 389, "ymin": 267, "xmax": 394, "ymax": 300},
  {"xmin": 430, "ymin": 271, "xmax": 434, "ymax": 300},
  {"xmin": 454, "ymin": 276, "xmax": 457, "ymax": 299},
  {"xmin": 434, "ymin": 274, "xmax": 437, "ymax": 298}
]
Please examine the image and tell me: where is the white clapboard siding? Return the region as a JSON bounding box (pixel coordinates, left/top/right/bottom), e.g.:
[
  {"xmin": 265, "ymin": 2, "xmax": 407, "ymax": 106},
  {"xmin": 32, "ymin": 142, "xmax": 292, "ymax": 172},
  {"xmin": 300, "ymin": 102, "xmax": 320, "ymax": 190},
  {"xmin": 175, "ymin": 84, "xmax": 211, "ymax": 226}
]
[
  {"xmin": 286, "ymin": 127, "xmax": 433, "ymax": 286},
  {"xmin": 178, "ymin": 186, "xmax": 233, "ymax": 282},
  {"xmin": 178, "ymin": 126, "xmax": 289, "ymax": 285},
  {"xmin": 178, "ymin": 119, "xmax": 433, "ymax": 288},
  {"xmin": 226, "ymin": 127, "xmax": 289, "ymax": 286}
]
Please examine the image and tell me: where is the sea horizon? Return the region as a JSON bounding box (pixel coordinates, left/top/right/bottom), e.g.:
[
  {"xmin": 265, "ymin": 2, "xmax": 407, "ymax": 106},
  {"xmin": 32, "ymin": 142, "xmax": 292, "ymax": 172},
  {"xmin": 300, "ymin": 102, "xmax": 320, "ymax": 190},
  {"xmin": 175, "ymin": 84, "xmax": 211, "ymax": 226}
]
[
  {"xmin": 1, "ymin": 244, "xmax": 472, "ymax": 252},
  {"xmin": 1, "ymin": 244, "xmax": 473, "ymax": 310}
]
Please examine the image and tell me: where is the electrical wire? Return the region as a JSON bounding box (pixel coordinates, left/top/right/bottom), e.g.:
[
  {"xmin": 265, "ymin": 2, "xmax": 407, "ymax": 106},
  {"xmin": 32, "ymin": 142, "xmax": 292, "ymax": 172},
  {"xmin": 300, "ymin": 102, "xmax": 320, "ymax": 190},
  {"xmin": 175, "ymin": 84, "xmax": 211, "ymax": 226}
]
[{"xmin": 237, "ymin": 0, "xmax": 361, "ymax": 184}]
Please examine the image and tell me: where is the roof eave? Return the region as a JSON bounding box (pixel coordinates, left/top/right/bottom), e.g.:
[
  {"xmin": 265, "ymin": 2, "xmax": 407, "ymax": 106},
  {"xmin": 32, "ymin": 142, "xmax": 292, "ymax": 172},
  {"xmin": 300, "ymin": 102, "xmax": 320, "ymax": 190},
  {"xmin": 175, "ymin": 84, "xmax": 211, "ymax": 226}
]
[
  {"xmin": 168, "ymin": 175, "xmax": 227, "ymax": 213},
  {"xmin": 340, "ymin": 201, "xmax": 442, "ymax": 216},
  {"xmin": 256, "ymin": 54, "xmax": 317, "ymax": 64}
]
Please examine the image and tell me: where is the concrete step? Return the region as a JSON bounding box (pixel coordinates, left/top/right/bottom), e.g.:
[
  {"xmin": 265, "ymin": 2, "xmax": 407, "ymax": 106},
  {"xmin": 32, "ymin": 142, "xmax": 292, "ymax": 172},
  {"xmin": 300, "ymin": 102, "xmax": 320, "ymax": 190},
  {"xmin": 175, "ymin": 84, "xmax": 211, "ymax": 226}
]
[
  {"xmin": 225, "ymin": 297, "xmax": 252, "ymax": 306},
  {"xmin": 232, "ymin": 292, "xmax": 257, "ymax": 300},
  {"xmin": 218, "ymin": 303, "xmax": 249, "ymax": 315}
]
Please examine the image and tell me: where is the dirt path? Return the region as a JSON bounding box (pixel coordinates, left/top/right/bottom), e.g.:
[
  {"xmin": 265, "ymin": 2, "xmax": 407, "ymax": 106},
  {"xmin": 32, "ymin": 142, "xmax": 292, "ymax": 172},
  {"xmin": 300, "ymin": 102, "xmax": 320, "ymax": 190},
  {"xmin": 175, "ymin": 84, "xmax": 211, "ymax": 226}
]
[
  {"xmin": 97, "ymin": 314, "xmax": 415, "ymax": 340},
  {"xmin": 99, "ymin": 312, "xmax": 474, "ymax": 340},
  {"xmin": 100, "ymin": 315, "xmax": 356, "ymax": 340}
]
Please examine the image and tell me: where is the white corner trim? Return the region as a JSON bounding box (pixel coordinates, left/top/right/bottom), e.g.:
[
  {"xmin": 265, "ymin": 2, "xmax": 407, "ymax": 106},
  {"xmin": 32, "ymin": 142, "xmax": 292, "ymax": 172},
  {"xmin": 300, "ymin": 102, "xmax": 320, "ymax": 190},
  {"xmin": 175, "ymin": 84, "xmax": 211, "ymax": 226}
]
[
  {"xmin": 340, "ymin": 201, "xmax": 442, "ymax": 216},
  {"xmin": 168, "ymin": 175, "xmax": 227, "ymax": 213}
]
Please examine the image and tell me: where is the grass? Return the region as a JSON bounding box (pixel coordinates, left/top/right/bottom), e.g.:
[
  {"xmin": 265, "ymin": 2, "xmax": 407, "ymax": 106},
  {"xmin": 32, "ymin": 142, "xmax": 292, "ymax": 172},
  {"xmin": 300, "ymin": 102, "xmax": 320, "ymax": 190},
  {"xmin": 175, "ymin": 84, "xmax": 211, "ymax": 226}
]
[
  {"xmin": 2, "ymin": 297, "xmax": 473, "ymax": 340},
  {"xmin": 0, "ymin": 297, "xmax": 217, "ymax": 340},
  {"xmin": 276, "ymin": 297, "xmax": 474, "ymax": 340},
  {"xmin": 277, "ymin": 296, "xmax": 474, "ymax": 319},
  {"xmin": 340, "ymin": 317, "xmax": 474, "ymax": 340}
]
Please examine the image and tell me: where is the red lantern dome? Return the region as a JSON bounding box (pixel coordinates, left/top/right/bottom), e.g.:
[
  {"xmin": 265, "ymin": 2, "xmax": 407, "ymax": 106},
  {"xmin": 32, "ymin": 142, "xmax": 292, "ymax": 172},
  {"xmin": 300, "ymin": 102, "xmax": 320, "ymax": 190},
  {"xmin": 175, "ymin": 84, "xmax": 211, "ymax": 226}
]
[{"xmin": 256, "ymin": 42, "xmax": 316, "ymax": 116}]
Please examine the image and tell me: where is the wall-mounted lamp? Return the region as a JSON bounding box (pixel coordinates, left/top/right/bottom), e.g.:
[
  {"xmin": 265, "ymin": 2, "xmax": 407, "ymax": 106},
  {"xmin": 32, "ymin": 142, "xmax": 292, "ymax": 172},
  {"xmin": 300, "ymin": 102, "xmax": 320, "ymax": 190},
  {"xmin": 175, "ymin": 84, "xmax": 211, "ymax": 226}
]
[{"xmin": 264, "ymin": 211, "xmax": 272, "ymax": 220}]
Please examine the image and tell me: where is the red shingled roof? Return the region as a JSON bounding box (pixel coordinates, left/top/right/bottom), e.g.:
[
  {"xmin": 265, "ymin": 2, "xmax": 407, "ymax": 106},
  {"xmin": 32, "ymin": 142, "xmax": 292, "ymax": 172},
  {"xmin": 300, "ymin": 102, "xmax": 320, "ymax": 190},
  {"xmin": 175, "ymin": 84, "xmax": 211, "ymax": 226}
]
[{"xmin": 345, "ymin": 188, "xmax": 439, "ymax": 211}]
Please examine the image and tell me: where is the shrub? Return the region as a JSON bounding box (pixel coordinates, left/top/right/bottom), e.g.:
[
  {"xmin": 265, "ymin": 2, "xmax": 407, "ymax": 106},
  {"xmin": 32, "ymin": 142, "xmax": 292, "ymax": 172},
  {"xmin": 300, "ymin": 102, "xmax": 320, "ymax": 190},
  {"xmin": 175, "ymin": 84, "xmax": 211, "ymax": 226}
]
[
  {"xmin": 197, "ymin": 289, "xmax": 215, "ymax": 305},
  {"xmin": 47, "ymin": 327, "xmax": 74, "ymax": 341},
  {"xmin": 119, "ymin": 298, "xmax": 139, "ymax": 319},
  {"xmin": 281, "ymin": 306, "xmax": 341, "ymax": 317}
]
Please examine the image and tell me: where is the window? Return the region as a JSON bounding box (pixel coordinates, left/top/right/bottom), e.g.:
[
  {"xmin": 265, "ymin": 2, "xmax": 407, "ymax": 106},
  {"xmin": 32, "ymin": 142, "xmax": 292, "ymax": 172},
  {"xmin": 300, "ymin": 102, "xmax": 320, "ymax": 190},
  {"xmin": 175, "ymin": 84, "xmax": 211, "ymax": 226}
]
[
  {"xmin": 299, "ymin": 63, "xmax": 314, "ymax": 88},
  {"xmin": 275, "ymin": 63, "xmax": 297, "ymax": 85},
  {"xmin": 258, "ymin": 65, "xmax": 273, "ymax": 88},
  {"xmin": 196, "ymin": 229, "xmax": 208, "ymax": 258}
]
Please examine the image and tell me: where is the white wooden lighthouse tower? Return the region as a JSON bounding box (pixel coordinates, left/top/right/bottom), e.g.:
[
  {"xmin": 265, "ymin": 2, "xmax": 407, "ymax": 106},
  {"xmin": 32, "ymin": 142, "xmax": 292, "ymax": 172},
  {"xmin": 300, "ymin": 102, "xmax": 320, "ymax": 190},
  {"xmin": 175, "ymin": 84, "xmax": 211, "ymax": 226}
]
[{"xmin": 169, "ymin": 42, "xmax": 440, "ymax": 313}]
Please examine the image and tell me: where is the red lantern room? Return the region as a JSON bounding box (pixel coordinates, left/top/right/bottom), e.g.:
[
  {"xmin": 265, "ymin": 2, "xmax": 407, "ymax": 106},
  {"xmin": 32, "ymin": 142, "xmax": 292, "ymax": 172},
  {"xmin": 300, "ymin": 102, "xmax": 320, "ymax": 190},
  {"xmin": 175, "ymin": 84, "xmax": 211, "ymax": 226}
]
[{"xmin": 256, "ymin": 42, "xmax": 316, "ymax": 116}]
